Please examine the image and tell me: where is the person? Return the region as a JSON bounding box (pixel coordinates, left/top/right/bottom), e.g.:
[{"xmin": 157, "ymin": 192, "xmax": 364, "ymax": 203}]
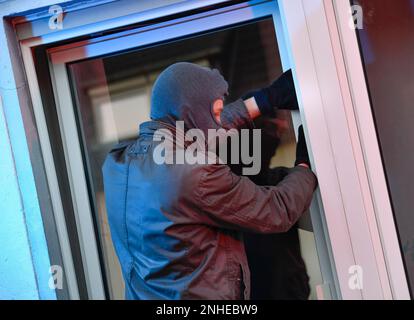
[
  {"xmin": 235, "ymin": 117, "xmax": 311, "ymax": 300},
  {"xmin": 102, "ymin": 62, "xmax": 317, "ymax": 299}
]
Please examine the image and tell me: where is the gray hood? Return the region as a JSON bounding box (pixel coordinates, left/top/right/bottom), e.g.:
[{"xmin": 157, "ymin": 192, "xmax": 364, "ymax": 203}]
[{"xmin": 150, "ymin": 62, "xmax": 229, "ymax": 135}]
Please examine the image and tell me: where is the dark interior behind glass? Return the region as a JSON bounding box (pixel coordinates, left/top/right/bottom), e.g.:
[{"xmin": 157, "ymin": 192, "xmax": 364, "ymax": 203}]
[{"xmin": 354, "ymin": 0, "xmax": 414, "ymax": 295}]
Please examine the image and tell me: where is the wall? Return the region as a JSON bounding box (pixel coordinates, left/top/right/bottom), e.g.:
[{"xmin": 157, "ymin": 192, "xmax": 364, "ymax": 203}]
[{"xmin": 0, "ymin": 0, "xmax": 70, "ymax": 300}]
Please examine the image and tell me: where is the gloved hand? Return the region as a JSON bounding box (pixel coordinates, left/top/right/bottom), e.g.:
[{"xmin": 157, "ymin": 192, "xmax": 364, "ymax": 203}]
[
  {"xmin": 243, "ymin": 69, "xmax": 299, "ymax": 117},
  {"xmin": 295, "ymin": 125, "xmax": 310, "ymax": 167}
]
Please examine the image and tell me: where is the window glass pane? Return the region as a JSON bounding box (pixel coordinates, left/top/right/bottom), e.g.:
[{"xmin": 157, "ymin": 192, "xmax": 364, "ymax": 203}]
[
  {"xmin": 354, "ymin": 0, "xmax": 414, "ymax": 294},
  {"xmin": 69, "ymin": 18, "xmax": 324, "ymax": 299}
]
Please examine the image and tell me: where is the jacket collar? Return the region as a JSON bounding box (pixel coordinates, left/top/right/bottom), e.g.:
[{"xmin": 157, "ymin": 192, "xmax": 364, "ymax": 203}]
[{"xmin": 139, "ymin": 120, "xmax": 178, "ymax": 136}]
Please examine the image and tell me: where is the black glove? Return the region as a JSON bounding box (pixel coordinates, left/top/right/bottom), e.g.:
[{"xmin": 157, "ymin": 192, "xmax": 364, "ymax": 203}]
[
  {"xmin": 220, "ymin": 99, "xmax": 254, "ymax": 130},
  {"xmin": 243, "ymin": 69, "xmax": 299, "ymax": 117},
  {"xmin": 295, "ymin": 125, "xmax": 310, "ymax": 167}
]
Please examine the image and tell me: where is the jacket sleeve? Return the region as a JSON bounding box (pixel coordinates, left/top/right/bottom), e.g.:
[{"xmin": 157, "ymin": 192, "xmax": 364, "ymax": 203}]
[
  {"xmin": 267, "ymin": 166, "xmax": 290, "ymax": 186},
  {"xmin": 192, "ymin": 164, "xmax": 317, "ymax": 233}
]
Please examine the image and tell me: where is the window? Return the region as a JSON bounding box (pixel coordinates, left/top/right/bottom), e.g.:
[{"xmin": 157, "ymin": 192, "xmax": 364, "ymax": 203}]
[
  {"xmin": 68, "ymin": 18, "xmax": 325, "ymax": 299},
  {"xmin": 20, "ymin": 0, "xmax": 360, "ymax": 299},
  {"xmin": 355, "ymin": 0, "xmax": 414, "ymax": 295}
]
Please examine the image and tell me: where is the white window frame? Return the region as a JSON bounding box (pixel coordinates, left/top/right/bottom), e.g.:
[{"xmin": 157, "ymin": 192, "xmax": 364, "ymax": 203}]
[
  {"xmin": 328, "ymin": 0, "xmax": 410, "ymax": 299},
  {"xmin": 17, "ymin": 0, "xmax": 407, "ymax": 299}
]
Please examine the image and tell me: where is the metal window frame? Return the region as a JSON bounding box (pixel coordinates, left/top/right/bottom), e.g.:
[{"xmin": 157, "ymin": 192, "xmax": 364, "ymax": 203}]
[{"xmin": 17, "ymin": 0, "xmax": 404, "ymax": 299}]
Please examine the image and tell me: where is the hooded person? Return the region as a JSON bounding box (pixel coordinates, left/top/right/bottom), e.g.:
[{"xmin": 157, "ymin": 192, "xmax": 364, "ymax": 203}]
[{"xmin": 102, "ymin": 62, "xmax": 317, "ymax": 300}]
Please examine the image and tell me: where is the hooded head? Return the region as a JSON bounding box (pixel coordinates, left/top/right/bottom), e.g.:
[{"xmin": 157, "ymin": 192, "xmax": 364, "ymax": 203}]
[{"xmin": 150, "ymin": 62, "xmax": 229, "ymax": 135}]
